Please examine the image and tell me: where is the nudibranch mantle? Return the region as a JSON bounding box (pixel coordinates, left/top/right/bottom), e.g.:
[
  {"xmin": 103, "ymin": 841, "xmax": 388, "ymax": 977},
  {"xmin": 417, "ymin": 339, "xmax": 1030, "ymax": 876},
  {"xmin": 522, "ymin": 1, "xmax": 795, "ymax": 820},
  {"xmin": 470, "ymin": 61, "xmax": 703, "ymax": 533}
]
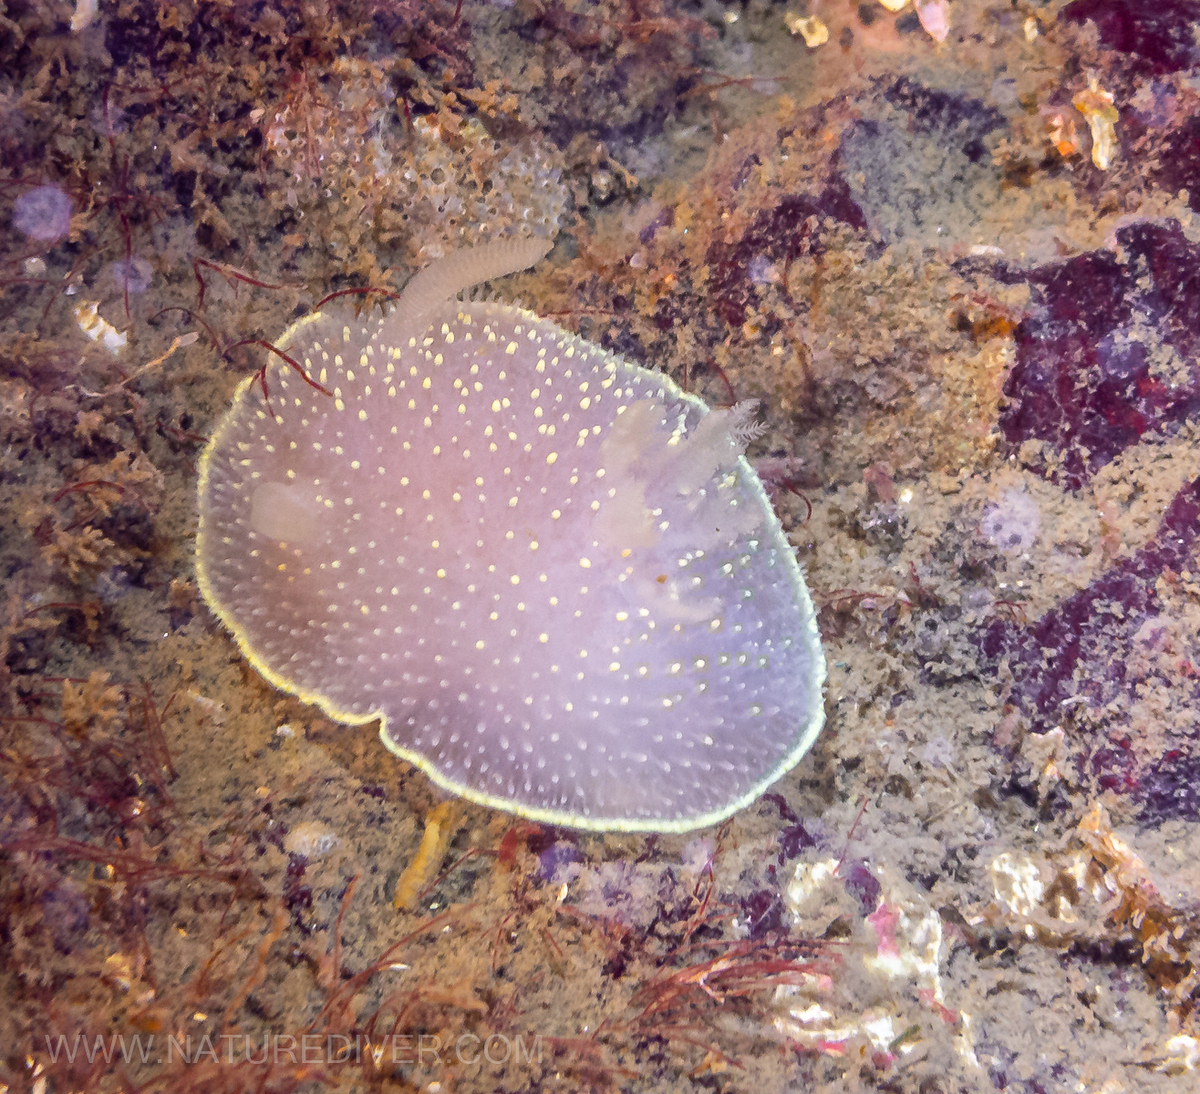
[{"xmin": 196, "ymin": 238, "xmax": 826, "ymax": 833}]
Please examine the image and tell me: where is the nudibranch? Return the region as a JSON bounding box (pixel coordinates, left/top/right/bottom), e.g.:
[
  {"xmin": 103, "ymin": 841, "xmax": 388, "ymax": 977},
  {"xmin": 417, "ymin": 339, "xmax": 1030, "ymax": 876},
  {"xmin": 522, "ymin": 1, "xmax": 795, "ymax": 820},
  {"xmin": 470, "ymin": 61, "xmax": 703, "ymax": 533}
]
[{"xmin": 195, "ymin": 237, "xmax": 826, "ymax": 833}]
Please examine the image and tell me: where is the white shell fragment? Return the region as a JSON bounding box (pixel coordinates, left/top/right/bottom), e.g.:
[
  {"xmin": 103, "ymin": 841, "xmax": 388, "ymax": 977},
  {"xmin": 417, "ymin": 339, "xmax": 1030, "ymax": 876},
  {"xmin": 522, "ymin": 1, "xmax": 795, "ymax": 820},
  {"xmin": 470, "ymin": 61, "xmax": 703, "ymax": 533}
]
[{"xmin": 196, "ymin": 239, "xmax": 826, "ymax": 832}]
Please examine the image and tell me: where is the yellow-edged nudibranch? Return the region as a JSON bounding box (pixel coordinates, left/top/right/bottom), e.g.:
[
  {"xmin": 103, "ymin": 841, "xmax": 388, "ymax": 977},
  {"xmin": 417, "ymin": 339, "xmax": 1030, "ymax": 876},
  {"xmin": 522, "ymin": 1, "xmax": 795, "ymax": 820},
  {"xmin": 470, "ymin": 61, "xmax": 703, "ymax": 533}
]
[{"xmin": 195, "ymin": 237, "xmax": 825, "ymax": 833}]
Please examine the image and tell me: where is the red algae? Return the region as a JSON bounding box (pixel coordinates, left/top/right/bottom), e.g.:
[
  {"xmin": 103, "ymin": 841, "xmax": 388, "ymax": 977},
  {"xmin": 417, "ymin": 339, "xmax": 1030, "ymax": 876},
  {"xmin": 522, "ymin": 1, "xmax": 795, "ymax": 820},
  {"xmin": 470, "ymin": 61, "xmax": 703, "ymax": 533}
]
[
  {"xmin": 997, "ymin": 222, "xmax": 1200, "ymax": 489},
  {"xmin": 1061, "ymin": 0, "xmax": 1200, "ymax": 74},
  {"xmin": 982, "ymin": 475, "xmax": 1200, "ymax": 820}
]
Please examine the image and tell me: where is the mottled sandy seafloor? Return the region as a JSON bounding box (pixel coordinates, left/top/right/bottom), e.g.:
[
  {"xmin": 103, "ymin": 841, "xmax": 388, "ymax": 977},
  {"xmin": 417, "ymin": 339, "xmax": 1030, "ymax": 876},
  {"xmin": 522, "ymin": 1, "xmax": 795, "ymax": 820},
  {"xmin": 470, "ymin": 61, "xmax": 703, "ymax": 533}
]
[{"xmin": 3, "ymin": 1, "xmax": 1200, "ymax": 1092}]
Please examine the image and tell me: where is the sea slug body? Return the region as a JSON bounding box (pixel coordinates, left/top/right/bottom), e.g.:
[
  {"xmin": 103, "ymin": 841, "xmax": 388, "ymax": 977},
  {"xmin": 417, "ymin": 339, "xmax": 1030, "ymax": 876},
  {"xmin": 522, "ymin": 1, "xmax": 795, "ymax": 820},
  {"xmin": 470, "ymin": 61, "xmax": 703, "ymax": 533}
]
[{"xmin": 196, "ymin": 239, "xmax": 826, "ymax": 832}]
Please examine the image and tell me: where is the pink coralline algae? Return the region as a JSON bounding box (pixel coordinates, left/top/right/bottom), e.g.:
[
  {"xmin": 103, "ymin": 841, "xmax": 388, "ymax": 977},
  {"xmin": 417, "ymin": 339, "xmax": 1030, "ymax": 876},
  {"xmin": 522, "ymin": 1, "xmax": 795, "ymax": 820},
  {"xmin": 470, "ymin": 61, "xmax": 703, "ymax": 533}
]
[
  {"xmin": 995, "ymin": 221, "xmax": 1200, "ymax": 490},
  {"xmin": 701, "ymin": 76, "xmax": 1004, "ymax": 334},
  {"xmin": 196, "ymin": 239, "xmax": 826, "ymax": 833},
  {"xmin": 12, "ymin": 184, "xmax": 73, "ymax": 241},
  {"xmin": 704, "ymin": 180, "xmax": 867, "ymax": 330},
  {"xmin": 981, "ymin": 476, "xmax": 1200, "ymax": 821},
  {"xmin": 1061, "ymin": 0, "xmax": 1200, "ymax": 75}
]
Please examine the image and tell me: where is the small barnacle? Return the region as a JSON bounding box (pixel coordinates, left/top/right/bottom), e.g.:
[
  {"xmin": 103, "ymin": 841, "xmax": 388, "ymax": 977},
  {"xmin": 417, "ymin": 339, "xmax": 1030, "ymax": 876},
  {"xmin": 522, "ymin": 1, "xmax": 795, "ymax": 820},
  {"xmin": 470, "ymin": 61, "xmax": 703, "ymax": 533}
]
[
  {"xmin": 915, "ymin": 0, "xmax": 950, "ymax": 42},
  {"xmin": 69, "ymin": 0, "xmax": 98, "ymax": 32},
  {"xmin": 784, "ymin": 13, "xmax": 829, "ymax": 48},
  {"xmin": 989, "ymin": 851, "xmax": 1045, "ymax": 919},
  {"xmin": 1073, "ymin": 74, "xmax": 1118, "ymax": 171},
  {"xmin": 74, "ymin": 301, "xmax": 127, "ymax": 354}
]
